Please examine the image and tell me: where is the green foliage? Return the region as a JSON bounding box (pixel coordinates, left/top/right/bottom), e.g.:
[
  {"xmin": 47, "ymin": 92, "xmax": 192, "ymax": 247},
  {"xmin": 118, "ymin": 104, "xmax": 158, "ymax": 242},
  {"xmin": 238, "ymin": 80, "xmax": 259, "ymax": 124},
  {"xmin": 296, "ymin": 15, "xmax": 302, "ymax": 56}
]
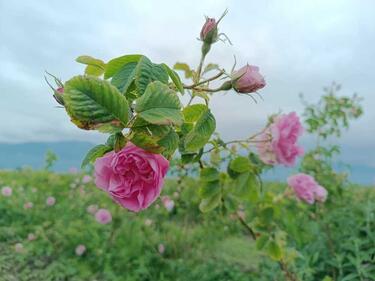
[
  {"xmin": 44, "ymin": 150, "xmax": 58, "ymax": 171},
  {"xmin": 161, "ymin": 63, "xmax": 185, "ymax": 94},
  {"xmin": 81, "ymin": 144, "xmax": 112, "ymax": 168},
  {"xmin": 76, "ymin": 55, "xmax": 106, "ymax": 77},
  {"xmin": 104, "ymin": 54, "xmax": 142, "ymax": 79},
  {"xmin": 135, "ymin": 81, "xmax": 183, "ymax": 126},
  {"xmin": 63, "ymin": 75, "xmax": 130, "ymax": 130}
]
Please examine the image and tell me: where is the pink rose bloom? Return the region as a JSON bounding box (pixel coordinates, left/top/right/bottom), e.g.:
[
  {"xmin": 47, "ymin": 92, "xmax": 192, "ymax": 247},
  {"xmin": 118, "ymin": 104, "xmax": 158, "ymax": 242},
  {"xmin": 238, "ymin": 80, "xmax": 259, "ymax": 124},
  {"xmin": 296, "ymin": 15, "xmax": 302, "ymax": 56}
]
[
  {"xmin": 27, "ymin": 233, "xmax": 36, "ymax": 241},
  {"xmin": 232, "ymin": 65, "xmax": 266, "ymax": 94},
  {"xmin": 287, "ymin": 173, "xmax": 328, "ymax": 204},
  {"xmin": 87, "ymin": 204, "xmax": 98, "ymax": 214},
  {"xmin": 95, "ymin": 208, "xmax": 112, "ymax": 224},
  {"xmin": 94, "ymin": 143, "xmax": 169, "ymax": 212},
  {"xmin": 158, "ymin": 243, "xmax": 165, "ymax": 254},
  {"xmin": 161, "ymin": 196, "xmax": 175, "ymax": 212},
  {"xmin": 24, "ymin": 202, "xmax": 33, "ymax": 209},
  {"xmin": 82, "ymin": 175, "xmax": 92, "ymax": 184},
  {"xmin": 46, "ymin": 196, "xmax": 56, "ymax": 206},
  {"xmin": 200, "ymin": 17, "xmax": 217, "ymax": 41},
  {"xmin": 75, "ymin": 244, "xmax": 86, "ymax": 256},
  {"xmin": 1, "ymin": 186, "xmax": 12, "ymax": 196},
  {"xmin": 257, "ymin": 112, "xmax": 304, "ymax": 166}
]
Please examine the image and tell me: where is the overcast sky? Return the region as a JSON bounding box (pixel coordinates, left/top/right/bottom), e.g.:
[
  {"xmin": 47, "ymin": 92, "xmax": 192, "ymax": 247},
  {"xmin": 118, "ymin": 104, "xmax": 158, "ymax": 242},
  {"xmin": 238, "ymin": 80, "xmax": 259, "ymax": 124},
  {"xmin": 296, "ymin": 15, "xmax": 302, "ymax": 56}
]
[{"xmin": 1, "ymin": 0, "xmax": 374, "ymax": 167}]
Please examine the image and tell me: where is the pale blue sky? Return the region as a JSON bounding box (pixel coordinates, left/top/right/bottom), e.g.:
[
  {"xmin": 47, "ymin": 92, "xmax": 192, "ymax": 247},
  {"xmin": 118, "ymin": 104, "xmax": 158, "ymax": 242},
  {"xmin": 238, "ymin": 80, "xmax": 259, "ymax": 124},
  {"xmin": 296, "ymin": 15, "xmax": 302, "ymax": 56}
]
[{"xmin": 0, "ymin": 0, "xmax": 374, "ymax": 168}]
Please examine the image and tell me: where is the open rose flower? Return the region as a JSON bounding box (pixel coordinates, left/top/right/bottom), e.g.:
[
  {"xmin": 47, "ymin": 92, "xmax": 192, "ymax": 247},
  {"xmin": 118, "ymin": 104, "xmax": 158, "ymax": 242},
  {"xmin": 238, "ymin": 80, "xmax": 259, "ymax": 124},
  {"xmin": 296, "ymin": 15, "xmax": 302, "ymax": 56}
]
[
  {"xmin": 94, "ymin": 143, "xmax": 169, "ymax": 212},
  {"xmin": 232, "ymin": 65, "xmax": 266, "ymax": 94},
  {"xmin": 257, "ymin": 112, "xmax": 304, "ymax": 166},
  {"xmin": 287, "ymin": 173, "xmax": 328, "ymax": 204}
]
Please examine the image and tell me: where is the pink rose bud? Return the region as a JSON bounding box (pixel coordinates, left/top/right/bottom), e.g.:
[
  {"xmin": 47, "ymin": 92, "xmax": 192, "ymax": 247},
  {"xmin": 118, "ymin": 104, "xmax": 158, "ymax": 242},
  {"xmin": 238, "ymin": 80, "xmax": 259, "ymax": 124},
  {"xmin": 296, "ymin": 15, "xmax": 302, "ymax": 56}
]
[
  {"xmin": 287, "ymin": 173, "xmax": 328, "ymax": 204},
  {"xmin": 27, "ymin": 233, "xmax": 37, "ymax": 241},
  {"xmin": 232, "ymin": 65, "xmax": 266, "ymax": 94},
  {"xmin": 56, "ymin": 87, "xmax": 64, "ymax": 94},
  {"xmin": 200, "ymin": 18, "xmax": 217, "ymax": 43},
  {"xmin": 158, "ymin": 243, "xmax": 165, "ymax": 254},
  {"xmin": 75, "ymin": 244, "xmax": 86, "ymax": 256},
  {"xmin": 94, "ymin": 143, "xmax": 169, "ymax": 212},
  {"xmin": 95, "ymin": 209, "xmax": 112, "ymax": 224},
  {"xmin": 24, "ymin": 202, "xmax": 33, "ymax": 209},
  {"xmin": 46, "ymin": 196, "xmax": 56, "ymax": 206},
  {"xmin": 1, "ymin": 186, "xmax": 12, "ymax": 196},
  {"xmin": 257, "ymin": 112, "xmax": 304, "ymax": 167}
]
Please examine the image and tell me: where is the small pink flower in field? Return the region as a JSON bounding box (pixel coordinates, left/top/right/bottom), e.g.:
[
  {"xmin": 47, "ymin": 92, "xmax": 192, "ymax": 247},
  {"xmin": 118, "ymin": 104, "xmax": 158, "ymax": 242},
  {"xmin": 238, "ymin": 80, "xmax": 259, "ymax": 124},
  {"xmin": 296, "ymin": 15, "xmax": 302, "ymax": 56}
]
[
  {"xmin": 314, "ymin": 185, "xmax": 328, "ymax": 203},
  {"xmin": 232, "ymin": 65, "xmax": 266, "ymax": 94},
  {"xmin": 158, "ymin": 243, "xmax": 165, "ymax": 254},
  {"xmin": 94, "ymin": 143, "xmax": 169, "ymax": 212},
  {"xmin": 87, "ymin": 204, "xmax": 98, "ymax": 214},
  {"xmin": 1, "ymin": 186, "xmax": 12, "ymax": 196},
  {"xmin": 69, "ymin": 167, "xmax": 78, "ymax": 174},
  {"xmin": 24, "ymin": 202, "xmax": 33, "ymax": 209},
  {"xmin": 82, "ymin": 175, "xmax": 92, "ymax": 184},
  {"xmin": 287, "ymin": 173, "xmax": 328, "ymax": 204},
  {"xmin": 75, "ymin": 244, "xmax": 86, "ymax": 256},
  {"xmin": 46, "ymin": 196, "xmax": 56, "ymax": 206},
  {"xmin": 257, "ymin": 112, "xmax": 304, "ymax": 167},
  {"xmin": 27, "ymin": 233, "xmax": 36, "ymax": 241},
  {"xmin": 31, "ymin": 187, "xmax": 37, "ymax": 193},
  {"xmin": 144, "ymin": 219, "xmax": 153, "ymax": 226},
  {"xmin": 14, "ymin": 243, "xmax": 24, "ymax": 253},
  {"xmin": 161, "ymin": 196, "xmax": 175, "ymax": 212},
  {"xmin": 95, "ymin": 209, "xmax": 112, "ymax": 224}
]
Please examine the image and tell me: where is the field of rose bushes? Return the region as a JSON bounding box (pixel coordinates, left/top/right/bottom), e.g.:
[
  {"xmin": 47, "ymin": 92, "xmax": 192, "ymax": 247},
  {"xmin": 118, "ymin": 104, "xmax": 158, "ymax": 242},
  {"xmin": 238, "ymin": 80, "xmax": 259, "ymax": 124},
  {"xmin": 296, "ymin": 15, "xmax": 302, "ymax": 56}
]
[{"xmin": 1, "ymin": 168, "xmax": 374, "ymax": 281}]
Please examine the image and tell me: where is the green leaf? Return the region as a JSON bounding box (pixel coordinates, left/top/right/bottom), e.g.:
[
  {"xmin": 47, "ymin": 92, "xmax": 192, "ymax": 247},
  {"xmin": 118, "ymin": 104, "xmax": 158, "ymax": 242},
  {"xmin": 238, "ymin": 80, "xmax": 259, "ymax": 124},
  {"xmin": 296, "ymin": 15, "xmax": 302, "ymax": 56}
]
[
  {"xmin": 230, "ymin": 156, "xmax": 251, "ymax": 173},
  {"xmin": 104, "ymin": 54, "xmax": 142, "ymax": 79},
  {"xmin": 162, "ymin": 63, "xmax": 184, "ymax": 94},
  {"xmin": 76, "ymin": 55, "xmax": 106, "ymax": 77},
  {"xmin": 64, "ymin": 75, "xmax": 130, "ymax": 129},
  {"xmin": 256, "ymin": 234, "xmax": 269, "ymax": 250},
  {"xmin": 235, "ymin": 172, "xmax": 259, "ymax": 201},
  {"xmin": 81, "ymin": 144, "xmax": 112, "ymax": 168},
  {"xmin": 267, "ymin": 241, "xmax": 282, "ymax": 261},
  {"xmin": 130, "ymin": 118, "xmax": 179, "ymax": 157},
  {"xmin": 200, "ymin": 167, "xmax": 220, "ymax": 182},
  {"xmin": 199, "ymin": 191, "xmax": 221, "ymax": 213},
  {"xmin": 203, "ymin": 63, "xmax": 219, "ymax": 75},
  {"xmin": 135, "ymin": 81, "xmax": 183, "ymax": 126},
  {"xmin": 111, "ymin": 62, "xmax": 138, "ymax": 94},
  {"xmin": 173, "ymin": 62, "xmax": 193, "ymax": 79},
  {"xmin": 183, "ymin": 105, "xmax": 216, "ymax": 153},
  {"xmin": 135, "ymin": 56, "xmax": 169, "ymax": 96}
]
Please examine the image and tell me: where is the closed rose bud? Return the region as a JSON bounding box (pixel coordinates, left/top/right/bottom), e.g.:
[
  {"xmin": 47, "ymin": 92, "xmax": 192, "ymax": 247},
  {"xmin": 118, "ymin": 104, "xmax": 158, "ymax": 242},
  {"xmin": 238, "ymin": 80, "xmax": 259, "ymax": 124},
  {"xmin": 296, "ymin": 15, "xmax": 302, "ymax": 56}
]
[
  {"xmin": 232, "ymin": 65, "xmax": 266, "ymax": 93},
  {"xmin": 56, "ymin": 87, "xmax": 64, "ymax": 94},
  {"xmin": 200, "ymin": 18, "xmax": 218, "ymax": 43}
]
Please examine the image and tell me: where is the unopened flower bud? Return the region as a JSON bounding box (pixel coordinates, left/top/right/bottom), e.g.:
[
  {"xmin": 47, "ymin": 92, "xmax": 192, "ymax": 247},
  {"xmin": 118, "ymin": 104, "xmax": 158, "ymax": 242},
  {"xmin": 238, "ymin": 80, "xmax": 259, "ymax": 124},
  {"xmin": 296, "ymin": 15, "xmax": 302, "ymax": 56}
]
[
  {"xmin": 200, "ymin": 18, "xmax": 218, "ymax": 44},
  {"xmin": 232, "ymin": 65, "xmax": 266, "ymax": 93}
]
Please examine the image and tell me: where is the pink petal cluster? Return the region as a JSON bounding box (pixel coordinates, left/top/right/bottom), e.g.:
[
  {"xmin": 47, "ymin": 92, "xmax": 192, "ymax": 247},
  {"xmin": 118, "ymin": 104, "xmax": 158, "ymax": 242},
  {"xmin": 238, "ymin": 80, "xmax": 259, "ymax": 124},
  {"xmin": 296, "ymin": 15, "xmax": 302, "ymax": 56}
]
[
  {"xmin": 94, "ymin": 143, "xmax": 169, "ymax": 212},
  {"xmin": 257, "ymin": 112, "xmax": 304, "ymax": 166},
  {"xmin": 287, "ymin": 173, "xmax": 328, "ymax": 204},
  {"xmin": 87, "ymin": 204, "xmax": 98, "ymax": 214},
  {"xmin": 161, "ymin": 196, "xmax": 175, "ymax": 212},
  {"xmin": 1, "ymin": 186, "xmax": 12, "ymax": 196},
  {"xmin": 24, "ymin": 202, "xmax": 33, "ymax": 209},
  {"xmin": 75, "ymin": 244, "xmax": 86, "ymax": 256},
  {"xmin": 46, "ymin": 196, "xmax": 56, "ymax": 206},
  {"xmin": 158, "ymin": 243, "xmax": 165, "ymax": 254},
  {"xmin": 27, "ymin": 233, "xmax": 37, "ymax": 241},
  {"xmin": 232, "ymin": 65, "xmax": 266, "ymax": 94},
  {"xmin": 95, "ymin": 208, "xmax": 112, "ymax": 224}
]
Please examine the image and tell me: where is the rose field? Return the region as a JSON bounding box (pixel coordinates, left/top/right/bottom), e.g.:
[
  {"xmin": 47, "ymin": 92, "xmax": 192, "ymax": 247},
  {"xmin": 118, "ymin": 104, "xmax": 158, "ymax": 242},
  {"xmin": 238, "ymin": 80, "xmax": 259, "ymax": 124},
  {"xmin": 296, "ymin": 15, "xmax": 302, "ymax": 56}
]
[
  {"xmin": 1, "ymin": 2, "xmax": 375, "ymax": 281},
  {"xmin": 1, "ymin": 169, "xmax": 374, "ymax": 281}
]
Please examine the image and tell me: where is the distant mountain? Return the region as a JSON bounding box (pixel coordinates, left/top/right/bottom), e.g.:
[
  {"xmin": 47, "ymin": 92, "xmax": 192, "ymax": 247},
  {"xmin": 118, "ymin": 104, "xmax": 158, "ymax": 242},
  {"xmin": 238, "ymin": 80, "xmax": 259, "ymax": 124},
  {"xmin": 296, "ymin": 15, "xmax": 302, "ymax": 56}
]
[
  {"xmin": 0, "ymin": 142, "xmax": 373, "ymax": 185},
  {"xmin": 0, "ymin": 141, "xmax": 94, "ymax": 171}
]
